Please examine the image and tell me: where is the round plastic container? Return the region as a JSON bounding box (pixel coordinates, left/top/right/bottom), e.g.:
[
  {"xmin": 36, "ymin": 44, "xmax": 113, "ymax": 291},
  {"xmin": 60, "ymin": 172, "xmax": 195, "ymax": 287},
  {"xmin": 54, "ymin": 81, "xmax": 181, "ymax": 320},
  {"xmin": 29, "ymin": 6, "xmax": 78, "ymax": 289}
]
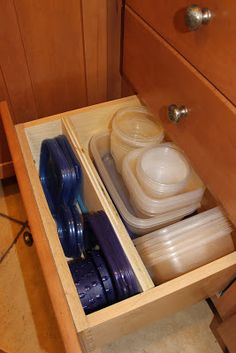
[
  {"xmin": 136, "ymin": 145, "xmax": 190, "ymax": 198},
  {"xmin": 110, "ymin": 106, "xmax": 164, "ymax": 173}
]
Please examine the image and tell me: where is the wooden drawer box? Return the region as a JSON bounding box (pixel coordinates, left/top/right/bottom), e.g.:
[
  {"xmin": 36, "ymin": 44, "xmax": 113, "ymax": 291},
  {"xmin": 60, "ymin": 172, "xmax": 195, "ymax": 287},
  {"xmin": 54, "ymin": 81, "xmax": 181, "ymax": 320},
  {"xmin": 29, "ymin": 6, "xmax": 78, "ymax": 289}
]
[
  {"xmin": 1, "ymin": 95, "xmax": 236, "ymax": 353},
  {"xmin": 126, "ymin": 0, "xmax": 236, "ymax": 104},
  {"xmin": 123, "ymin": 6, "xmax": 236, "ymax": 227}
]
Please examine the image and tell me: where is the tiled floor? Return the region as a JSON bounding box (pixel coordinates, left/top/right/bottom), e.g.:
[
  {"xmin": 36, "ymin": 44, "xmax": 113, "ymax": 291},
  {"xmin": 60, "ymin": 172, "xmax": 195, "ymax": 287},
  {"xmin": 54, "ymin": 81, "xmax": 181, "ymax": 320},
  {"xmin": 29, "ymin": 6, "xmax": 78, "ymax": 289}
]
[{"xmin": 0, "ymin": 178, "xmax": 222, "ymax": 353}]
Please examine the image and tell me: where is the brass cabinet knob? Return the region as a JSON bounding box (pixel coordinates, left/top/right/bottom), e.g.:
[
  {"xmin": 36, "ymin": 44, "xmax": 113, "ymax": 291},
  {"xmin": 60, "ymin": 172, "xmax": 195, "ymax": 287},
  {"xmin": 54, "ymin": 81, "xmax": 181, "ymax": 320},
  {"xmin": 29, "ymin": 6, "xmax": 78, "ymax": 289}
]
[
  {"xmin": 185, "ymin": 5, "xmax": 212, "ymax": 31},
  {"xmin": 168, "ymin": 105, "xmax": 188, "ymax": 123}
]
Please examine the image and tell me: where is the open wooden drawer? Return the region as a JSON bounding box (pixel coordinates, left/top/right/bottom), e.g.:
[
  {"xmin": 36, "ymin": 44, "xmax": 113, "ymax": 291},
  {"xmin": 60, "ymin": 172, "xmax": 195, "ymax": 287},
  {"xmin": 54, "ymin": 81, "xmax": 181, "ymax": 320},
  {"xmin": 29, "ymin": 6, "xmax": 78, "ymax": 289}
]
[{"xmin": 1, "ymin": 96, "xmax": 236, "ymax": 353}]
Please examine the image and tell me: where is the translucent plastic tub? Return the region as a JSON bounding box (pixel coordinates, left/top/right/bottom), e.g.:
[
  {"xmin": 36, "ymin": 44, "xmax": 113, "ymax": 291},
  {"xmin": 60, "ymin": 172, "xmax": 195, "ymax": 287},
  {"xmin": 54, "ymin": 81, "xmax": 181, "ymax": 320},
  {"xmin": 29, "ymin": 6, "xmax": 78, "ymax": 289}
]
[
  {"xmin": 134, "ymin": 207, "xmax": 229, "ymax": 252},
  {"xmin": 134, "ymin": 207, "xmax": 234, "ymax": 283},
  {"xmin": 147, "ymin": 231, "xmax": 234, "ymax": 283},
  {"xmin": 136, "ymin": 145, "xmax": 190, "ymax": 198},
  {"xmin": 122, "ymin": 147, "xmax": 205, "ymax": 216},
  {"xmin": 110, "ymin": 106, "xmax": 164, "ymax": 173},
  {"xmin": 90, "ymin": 132, "xmax": 199, "ymax": 236}
]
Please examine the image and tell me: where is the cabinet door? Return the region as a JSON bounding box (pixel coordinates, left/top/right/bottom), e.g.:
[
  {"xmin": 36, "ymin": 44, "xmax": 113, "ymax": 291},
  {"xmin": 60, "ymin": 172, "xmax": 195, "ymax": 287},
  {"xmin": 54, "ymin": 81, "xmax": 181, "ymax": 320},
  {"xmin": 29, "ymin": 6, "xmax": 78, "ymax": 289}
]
[
  {"xmin": 0, "ymin": 0, "xmax": 123, "ymax": 177},
  {"xmin": 126, "ymin": 0, "xmax": 236, "ymax": 105},
  {"xmin": 123, "ymin": 6, "xmax": 236, "ymax": 227}
]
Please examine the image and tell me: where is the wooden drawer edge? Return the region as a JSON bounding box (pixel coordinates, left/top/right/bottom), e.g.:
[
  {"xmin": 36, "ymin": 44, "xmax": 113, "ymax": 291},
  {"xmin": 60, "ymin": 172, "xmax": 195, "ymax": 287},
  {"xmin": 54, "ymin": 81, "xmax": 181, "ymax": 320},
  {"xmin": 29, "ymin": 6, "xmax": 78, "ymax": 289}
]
[
  {"xmin": 0, "ymin": 101, "xmax": 84, "ymax": 353},
  {"xmin": 20, "ymin": 95, "xmax": 139, "ymax": 129},
  {"xmin": 85, "ymin": 252, "xmax": 236, "ymax": 348}
]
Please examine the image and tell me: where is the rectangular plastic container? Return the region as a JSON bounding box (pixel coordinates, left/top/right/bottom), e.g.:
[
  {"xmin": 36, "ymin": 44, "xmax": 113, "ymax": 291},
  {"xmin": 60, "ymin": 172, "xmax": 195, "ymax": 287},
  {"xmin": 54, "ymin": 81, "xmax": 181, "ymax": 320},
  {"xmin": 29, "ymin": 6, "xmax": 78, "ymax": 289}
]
[
  {"xmin": 89, "ymin": 132, "xmax": 199, "ymax": 235},
  {"xmin": 134, "ymin": 207, "xmax": 235, "ymax": 283}
]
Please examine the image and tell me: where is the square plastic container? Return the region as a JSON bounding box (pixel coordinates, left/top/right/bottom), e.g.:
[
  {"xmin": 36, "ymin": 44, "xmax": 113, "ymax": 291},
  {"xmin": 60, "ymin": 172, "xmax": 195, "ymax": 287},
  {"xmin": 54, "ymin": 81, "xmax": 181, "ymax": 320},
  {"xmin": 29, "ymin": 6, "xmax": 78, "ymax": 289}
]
[
  {"xmin": 89, "ymin": 132, "xmax": 199, "ymax": 236},
  {"xmin": 122, "ymin": 146, "xmax": 205, "ymax": 216}
]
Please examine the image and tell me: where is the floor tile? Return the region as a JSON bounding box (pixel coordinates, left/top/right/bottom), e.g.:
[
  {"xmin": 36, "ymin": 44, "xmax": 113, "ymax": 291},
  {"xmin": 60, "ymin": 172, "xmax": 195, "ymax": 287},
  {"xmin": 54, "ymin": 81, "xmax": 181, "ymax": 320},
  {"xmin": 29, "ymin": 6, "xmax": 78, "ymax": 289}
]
[
  {"xmin": 0, "ymin": 179, "xmax": 65, "ymax": 353},
  {"xmin": 102, "ymin": 301, "xmax": 222, "ymax": 353}
]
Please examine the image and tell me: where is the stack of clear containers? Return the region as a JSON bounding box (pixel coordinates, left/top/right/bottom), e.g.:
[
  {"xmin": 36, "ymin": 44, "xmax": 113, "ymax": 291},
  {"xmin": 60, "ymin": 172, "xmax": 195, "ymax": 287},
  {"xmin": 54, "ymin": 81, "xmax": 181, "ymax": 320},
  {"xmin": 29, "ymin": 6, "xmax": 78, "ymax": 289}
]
[
  {"xmin": 122, "ymin": 145, "xmax": 205, "ymax": 217},
  {"xmin": 90, "ymin": 133, "xmax": 198, "ymax": 236},
  {"xmin": 110, "ymin": 106, "xmax": 164, "ymax": 173},
  {"xmin": 136, "ymin": 145, "xmax": 191, "ymax": 198},
  {"xmin": 134, "ymin": 207, "xmax": 235, "ymax": 283}
]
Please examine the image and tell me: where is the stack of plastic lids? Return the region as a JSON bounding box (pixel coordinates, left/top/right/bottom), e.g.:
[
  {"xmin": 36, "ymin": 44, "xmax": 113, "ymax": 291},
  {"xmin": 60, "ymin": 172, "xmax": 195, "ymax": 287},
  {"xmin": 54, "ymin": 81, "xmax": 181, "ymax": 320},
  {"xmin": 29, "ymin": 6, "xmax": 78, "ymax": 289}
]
[
  {"xmin": 134, "ymin": 207, "xmax": 235, "ymax": 284},
  {"xmin": 40, "ymin": 135, "xmax": 87, "ymax": 258},
  {"xmin": 69, "ymin": 251, "xmax": 116, "ymax": 314},
  {"xmin": 122, "ymin": 143, "xmax": 205, "ymax": 217},
  {"xmin": 110, "ymin": 106, "xmax": 164, "ymax": 173},
  {"xmin": 68, "ymin": 211, "xmax": 139, "ymax": 314},
  {"xmin": 39, "ymin": 135, "xmax": 139, "ymax": 314},
  {"xmin": 90, "ymin": 132, "xmax": 198, "ymax": 236}
]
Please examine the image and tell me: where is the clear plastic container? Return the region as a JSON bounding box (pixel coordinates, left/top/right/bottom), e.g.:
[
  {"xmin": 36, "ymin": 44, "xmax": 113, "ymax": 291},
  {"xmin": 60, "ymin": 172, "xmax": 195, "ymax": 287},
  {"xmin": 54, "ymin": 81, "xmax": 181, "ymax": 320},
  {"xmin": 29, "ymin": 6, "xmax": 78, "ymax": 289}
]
[
  {"xmin": 137, "ymin": 220, "xmax": 232, "ymax": 264},
  {"xmin": 134, "ymin": 207, "xmax": 234, "ymax": 283},
  {"xmin": 147, "ymin": 231, "xmax": 234, "ymax": 284},
  {"xmin": 110, "ymin": 106, "xmax": 164, "ymax": 173},
  {"xmin": 134, "ymin": 207, "xmax": 229, "ymax": 251},
  {"xmin": 90, "ymin": 132, "xmax": 198, "ymax": 236},
  {"xmin": 122, "ymin": 147, "xmax": 204, "ymax": 216},
  {"xmin": 136, "ymin": 145, "xmax": 190, "ymax": 198}
]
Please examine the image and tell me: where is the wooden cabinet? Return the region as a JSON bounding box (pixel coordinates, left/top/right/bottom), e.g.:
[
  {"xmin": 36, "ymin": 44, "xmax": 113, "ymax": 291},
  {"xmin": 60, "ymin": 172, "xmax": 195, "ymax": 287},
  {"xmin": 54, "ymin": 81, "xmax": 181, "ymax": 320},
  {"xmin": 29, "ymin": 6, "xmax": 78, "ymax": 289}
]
[
  {"xmin": 123, "ymin": 6, "xmax": 236, "ymax": 227},
  {"xmin": 122, "ymin": 3, "xmax": 236, "ymax": 351},
  {"xmin": 126, "ymin": 0, "xmax": 236, "ymax": 105},
  {"xmin": 1, "ymin": 1, "xmax": 236, "ymax": 352},
  {"xmin": 0, "ymin": 0, "xmax": 122, "ymax": 177},
  {"xmin": 210, "ymin": 281, "xmax": 236, "ymax": 352},
  {"xmin": 1, "ymin": 95, "xmax": 236, "ymax": 352}
]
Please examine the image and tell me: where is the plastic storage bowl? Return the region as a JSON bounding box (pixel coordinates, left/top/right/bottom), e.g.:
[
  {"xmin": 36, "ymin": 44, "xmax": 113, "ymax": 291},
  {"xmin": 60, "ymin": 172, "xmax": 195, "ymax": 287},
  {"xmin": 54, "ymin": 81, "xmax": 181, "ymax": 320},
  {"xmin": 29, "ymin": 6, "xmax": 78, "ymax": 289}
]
[
  {"xmin": 122, "ymin": 147, "xmax": 204, "ymax": 216},
  {"xmin": 136, "ymin": 145, "xmax": 190, "ymax": 198},
  {"xmin": 90, "ymin": 132, "xmax": 199, "ymax": 236},
  {"xmin": 110, "ymin": 106, "xmax": 164, "ymax": 173}
]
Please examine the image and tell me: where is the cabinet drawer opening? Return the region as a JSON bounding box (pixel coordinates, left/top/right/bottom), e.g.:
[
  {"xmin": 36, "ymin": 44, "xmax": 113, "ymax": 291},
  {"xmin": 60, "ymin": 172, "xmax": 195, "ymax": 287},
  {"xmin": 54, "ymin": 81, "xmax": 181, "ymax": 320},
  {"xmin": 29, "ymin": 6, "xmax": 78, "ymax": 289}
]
[
  {"xmin": 16, "ymin": 96, "xmax": 236, "ymax": 349},
  {"xmin": 61, "ymin": 96, "xmax": 236, "ymax": 347}
]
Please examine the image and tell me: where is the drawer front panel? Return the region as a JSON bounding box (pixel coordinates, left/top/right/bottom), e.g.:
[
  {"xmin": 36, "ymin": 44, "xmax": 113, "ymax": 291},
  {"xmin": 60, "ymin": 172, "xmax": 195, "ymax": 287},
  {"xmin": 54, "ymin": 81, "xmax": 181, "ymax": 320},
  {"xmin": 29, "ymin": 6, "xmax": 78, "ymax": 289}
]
[
  {"xmin": 0, "ymin": 101, "xmax": 85, "ymax": 353},
  {"xmin": 126, "ymin": 0, "xmax": 236, "ymax": 104},
  {"xmin": 123, "ymin": 7, "xmax": 236, "ymax": 226}
]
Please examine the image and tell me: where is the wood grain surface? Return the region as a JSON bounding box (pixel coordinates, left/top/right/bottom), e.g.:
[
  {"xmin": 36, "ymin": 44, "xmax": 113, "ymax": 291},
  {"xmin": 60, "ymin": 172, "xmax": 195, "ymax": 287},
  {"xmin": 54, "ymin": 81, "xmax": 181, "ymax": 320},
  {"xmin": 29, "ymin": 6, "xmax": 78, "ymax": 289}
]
[
  {"xmin": 0, "ymin": 0, "xmax": 122, "ymax": 170},
  {"xmin": 82, "ymin": 0, "xmax": 107, "ymax": 105},
  {"xmin": 123, "ymin": 7, "xmax": 236, "ymax": 227},
  {"xmin": 211, "ymin": 281, "xmax": 236, "ymax": 320},
  {"xmin": 217, "ymin": 313, "xmax": 236, "ymax": 353},
  {"xmin": 13, "ymin": 0, "xmax": 87, "ymax": 117},
  {"xmin": 127, "ymin": 0, "xmax": 236, "ymax": 105}
]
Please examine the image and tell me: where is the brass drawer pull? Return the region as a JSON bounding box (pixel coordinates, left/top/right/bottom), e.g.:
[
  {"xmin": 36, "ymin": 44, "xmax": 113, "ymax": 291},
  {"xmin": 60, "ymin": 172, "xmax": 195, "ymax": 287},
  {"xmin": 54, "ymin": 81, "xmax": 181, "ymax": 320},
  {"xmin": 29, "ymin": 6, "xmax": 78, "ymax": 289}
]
[
  {"xmin": 168, "ymin": 104, "xmax": 188, "ymax": 123},
  {"xmin": 185, "ymin": 5, "xmax": 212, "ymax": 31}
]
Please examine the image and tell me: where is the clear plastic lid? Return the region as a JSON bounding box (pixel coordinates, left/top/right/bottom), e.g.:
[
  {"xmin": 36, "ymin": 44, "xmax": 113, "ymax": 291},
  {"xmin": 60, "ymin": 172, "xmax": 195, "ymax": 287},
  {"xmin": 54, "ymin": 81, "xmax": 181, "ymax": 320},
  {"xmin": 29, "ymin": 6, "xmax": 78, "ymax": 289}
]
[
  {"xmin": 134, "ymin": 207, "xmax": 227, "ymax": 246},
  {"xmin": 146, "ymin": 232, "xmax": 234, "ymax": 284},
  {"xmin": 137, "ymin": 222, "xmax": 232, "ymax": 265}
]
